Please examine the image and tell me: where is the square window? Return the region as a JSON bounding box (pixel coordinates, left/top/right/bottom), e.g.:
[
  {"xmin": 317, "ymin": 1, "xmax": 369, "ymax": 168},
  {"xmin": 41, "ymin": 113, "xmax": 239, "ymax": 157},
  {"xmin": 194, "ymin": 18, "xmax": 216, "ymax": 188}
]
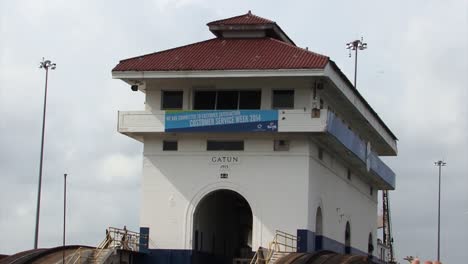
[
  {"xmin": 274, "ymin": 140, "xmax": 290, "ymax": 151},
  {"xmin": 162, "ymin": 91, "xmax": 183, "ymax": 110},
  {"xmin": 207, "ymin": 140, "xmax": 244, "ymax": 151},
  {"xmin": 163, "ymin": 140, "xmax": 178, "ymax": 151},
  {"xmin": 272, "ymin": 90, "xmax": 294, "ymax": 109},
  {"xmin": 194, "ymin": 91, "xmax": 216, "ymax": 110}
]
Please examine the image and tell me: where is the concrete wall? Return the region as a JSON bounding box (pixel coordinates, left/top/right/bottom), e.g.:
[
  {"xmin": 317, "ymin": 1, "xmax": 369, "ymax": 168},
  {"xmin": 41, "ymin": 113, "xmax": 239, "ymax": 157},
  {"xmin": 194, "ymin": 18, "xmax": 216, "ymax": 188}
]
[
  {"xmin": 137, "ymin": 76, "xmax": 379, "ymax": 255},
  {"xmin": 307, "ymin": 141, "xmax": 377, "ymax": 253},
  {"xmin": 139, "ymin": 133, "xmax": 377, "ymax": 254},
  {"xmin": 140, "ymin": 133, "xmax": 310, "ymax": 251}
]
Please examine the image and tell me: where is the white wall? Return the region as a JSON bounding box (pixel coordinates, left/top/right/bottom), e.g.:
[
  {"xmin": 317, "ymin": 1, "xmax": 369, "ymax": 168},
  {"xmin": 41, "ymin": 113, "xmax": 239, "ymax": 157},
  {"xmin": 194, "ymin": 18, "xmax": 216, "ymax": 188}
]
[
  {"xmin": 140, "ymin": 134, "xmax": 310, "ymax": 250},
  {"xmin": 137, "ymin": 76, "xmax": 379, "ymax": 254},
  {"xmin": 139, "ymin": 133, "xmax": 378, "ymax": 254},
  {"xmin": 307, "ymin": 141, "xmax": 378, "ymax": 253}
]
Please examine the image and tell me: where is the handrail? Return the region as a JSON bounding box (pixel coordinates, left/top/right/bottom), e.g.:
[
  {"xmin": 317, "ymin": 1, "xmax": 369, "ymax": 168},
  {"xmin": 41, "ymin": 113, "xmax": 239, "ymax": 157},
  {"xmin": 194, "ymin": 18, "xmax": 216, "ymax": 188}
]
[
  {"xmin": 250, "ymin": 230, "xmax": 297, "ymax": 264},
  {"xmin": 65, "ymin": 247, "xmax": 88, "ymax": 264}
]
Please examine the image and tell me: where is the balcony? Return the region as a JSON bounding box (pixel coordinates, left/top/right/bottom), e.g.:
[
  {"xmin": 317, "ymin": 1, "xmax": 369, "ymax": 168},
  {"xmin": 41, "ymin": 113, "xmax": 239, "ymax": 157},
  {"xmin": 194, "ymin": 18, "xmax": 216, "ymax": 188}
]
[
  {"xmin": 117, "ymin": 109, "xmax": 395, "ymax": 189},
  {"xmin": 325, "ymin": 111, "xmax": 395, "ymax": 190}
]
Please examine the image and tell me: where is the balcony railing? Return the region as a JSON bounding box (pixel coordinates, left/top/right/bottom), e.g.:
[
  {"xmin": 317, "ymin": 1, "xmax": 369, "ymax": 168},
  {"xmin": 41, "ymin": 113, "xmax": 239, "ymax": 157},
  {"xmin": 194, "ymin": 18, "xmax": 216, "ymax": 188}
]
[
  {"xmin": 326, "ymin": 111, "xmax": 395, "ymax": 189},
  {"xmin": 326, "ymin": 111, "xmax": 367, "ymax": 163},
  {"xmin": 368, "ymin": 152, "xmax": 396, "ymax": 189}
]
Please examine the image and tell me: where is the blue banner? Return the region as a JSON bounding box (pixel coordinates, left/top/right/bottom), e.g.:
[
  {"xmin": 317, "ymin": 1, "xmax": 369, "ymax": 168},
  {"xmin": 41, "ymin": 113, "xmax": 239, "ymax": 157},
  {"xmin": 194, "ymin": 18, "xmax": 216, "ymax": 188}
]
[{"xmin": 165, "ymin": 110, "xmax": 278, "ymax": 132}]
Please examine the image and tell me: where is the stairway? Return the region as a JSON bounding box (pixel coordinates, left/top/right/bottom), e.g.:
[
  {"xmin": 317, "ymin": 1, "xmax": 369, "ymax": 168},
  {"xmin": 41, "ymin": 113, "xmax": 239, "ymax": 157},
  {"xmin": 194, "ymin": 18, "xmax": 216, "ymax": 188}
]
[
  {"xmin": 268, "ymin": 251, "xmax": 289, "ymax": 264},
  {"xmin": 90, "ymin": 249, "xmax": 114, "ymax": 264}
]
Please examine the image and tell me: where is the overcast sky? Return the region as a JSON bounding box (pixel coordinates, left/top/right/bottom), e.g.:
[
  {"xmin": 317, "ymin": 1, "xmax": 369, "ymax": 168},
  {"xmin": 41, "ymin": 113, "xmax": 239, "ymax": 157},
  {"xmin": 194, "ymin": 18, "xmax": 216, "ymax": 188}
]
[{"xmin": 1, "ymin": 0, "xmax": 467, "ymax": 262}]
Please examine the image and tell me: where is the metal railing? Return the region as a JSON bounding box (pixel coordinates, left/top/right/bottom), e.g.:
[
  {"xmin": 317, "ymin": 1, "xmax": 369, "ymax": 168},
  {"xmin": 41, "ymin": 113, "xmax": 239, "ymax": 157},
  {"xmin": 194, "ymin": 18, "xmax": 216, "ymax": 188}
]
[
  {"xmin": 268, "ymin": 230, "xmax": 297, "ymax": 253},
  {"xmin": 65, "ymin": 247, "xmax": 91, "ymax": 264},
  {"xmin": 250, "ymin": 230, "xmax": 297, "ymax": 264},
  {"xmin": 64, "ymin": 227, "xmax": 148, "ymax": 264}
]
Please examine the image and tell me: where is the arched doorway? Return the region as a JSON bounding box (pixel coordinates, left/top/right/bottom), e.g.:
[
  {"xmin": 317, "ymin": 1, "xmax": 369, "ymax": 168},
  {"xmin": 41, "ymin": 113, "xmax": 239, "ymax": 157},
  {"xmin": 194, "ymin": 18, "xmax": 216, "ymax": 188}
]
[
  {"xmin": 315, "ymin": 207, "xmax": 323, "ymax": 251},
  {"xmin": 193, "ymin": 189, "xmax": 253, "ymax": 264},
  {"xmin": 344, "ymin": 222, "xmax": 351, "ymax": 254},
  {"xmin": 368, "ymin": 233, "xmax": 374, "ymax": 256}
]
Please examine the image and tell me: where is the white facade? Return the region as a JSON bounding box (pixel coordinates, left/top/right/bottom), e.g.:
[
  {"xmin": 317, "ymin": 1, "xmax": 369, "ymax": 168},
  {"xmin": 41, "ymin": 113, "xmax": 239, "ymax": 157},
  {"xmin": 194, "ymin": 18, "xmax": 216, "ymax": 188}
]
[{"xmin": 113, "ymin": 76, "xmax": 393, "ymax": 256}]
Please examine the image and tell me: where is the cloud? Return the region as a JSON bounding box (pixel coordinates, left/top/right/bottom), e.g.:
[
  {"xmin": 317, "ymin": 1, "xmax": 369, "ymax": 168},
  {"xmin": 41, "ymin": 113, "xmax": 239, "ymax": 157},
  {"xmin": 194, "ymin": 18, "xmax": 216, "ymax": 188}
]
[{"xmin": 0, "ymin": 0, "xmax": 467, "ymax": 263}]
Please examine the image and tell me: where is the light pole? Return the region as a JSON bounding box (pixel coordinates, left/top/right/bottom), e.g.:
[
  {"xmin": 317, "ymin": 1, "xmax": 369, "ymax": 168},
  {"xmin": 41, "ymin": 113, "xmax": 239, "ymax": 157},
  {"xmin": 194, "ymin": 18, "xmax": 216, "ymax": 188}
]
[
  {"xmin": 346, "ymin": 37, "xmax": 367, "ymax": 88},
  {"xmin": 434, "ymin": 160, "xmax": 446, "ymax": 262},
  {"xmin": 34, "ymin": 58, "xmax": 56, "ymax": 249},
  {"xmin": 63, "ymin": 173, "xmax": 67, "ymax": 263}
]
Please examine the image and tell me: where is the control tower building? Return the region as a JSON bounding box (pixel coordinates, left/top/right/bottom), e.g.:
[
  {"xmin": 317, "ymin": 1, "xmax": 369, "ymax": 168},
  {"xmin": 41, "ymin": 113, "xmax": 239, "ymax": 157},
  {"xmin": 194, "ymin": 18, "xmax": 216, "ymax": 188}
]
[{"xmin": 112, "ymin": 11, "xmax": 397, "ymax": 264}]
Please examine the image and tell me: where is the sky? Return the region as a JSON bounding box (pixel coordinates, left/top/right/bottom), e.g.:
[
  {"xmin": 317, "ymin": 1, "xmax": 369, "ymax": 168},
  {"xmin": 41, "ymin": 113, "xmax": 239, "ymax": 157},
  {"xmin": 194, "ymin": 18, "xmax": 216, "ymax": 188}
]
[{"xmin": 0, "ymin": 0, "xmax": 467, "ymax": 262}]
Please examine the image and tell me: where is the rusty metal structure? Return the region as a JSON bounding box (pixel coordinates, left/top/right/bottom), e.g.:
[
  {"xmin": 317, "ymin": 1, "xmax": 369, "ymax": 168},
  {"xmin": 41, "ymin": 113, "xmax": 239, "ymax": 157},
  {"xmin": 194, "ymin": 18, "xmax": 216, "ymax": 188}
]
[
  {"xmin": 274, "ymin": 251, "xmax": 374, "ymax": 264},
  {"xmin": 382, "ymin": 190, "xmax": 396, "ymax": 263}
]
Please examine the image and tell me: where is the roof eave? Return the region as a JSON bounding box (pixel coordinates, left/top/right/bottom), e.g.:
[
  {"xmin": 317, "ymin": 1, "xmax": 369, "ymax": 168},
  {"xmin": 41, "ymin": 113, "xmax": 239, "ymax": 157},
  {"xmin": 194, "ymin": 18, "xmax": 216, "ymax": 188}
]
[{"xmin": 112, "ymin": 68, "xmax": 325, "ymax": 79}]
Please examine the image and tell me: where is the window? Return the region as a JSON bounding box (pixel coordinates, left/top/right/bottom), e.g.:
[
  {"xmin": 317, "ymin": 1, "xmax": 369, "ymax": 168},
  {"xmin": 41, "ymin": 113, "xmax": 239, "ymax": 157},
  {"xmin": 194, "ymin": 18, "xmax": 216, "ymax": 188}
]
[
  {"xmin": 162, "ymin": 91, "xmax": 183, "ymax": 110},
  {"xmin": 274, "ymin": 140, "xmax": 290, "ymax": 151},
  {"xmin": 370, "ymin": 186, "xmax": 374, "ymax": 196},
  {"xmin": 194, "ymin": 91, "xmax": 216, "ymax": 110},
  {"xmin": 318, "ymin": 147, "xmax": 324, "ymax": 160},
  {"xmin": 239, "ymin": 91, "xmax": 261, "ymax": 109},
  {"xmin": 216, "ymin": 91, "xmax": 238, "ymax": 110},
  {"xmin": 163, "ymin": 140, "xmax": 178, "ymax": 151},
  {"xmin": 347, "ymin": 169, "xmax": 352, "ymax": 180},
  {"xmin": 193, "ymin": 90, "xmax": 261, "ymax": 110},
  {"xmin": 272, "ymin": 90, "xmax": 294, "ymax": 108},
  {"xmin": 207, "ymin": 140, "xmax": 244, "ymax": 151}
]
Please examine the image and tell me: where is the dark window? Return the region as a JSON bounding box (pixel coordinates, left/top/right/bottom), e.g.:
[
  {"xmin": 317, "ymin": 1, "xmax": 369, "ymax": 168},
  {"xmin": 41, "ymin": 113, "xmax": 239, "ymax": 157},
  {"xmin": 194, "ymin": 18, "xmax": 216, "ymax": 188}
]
[
  {"xmin": 370, "ymin": 186, "xmax": 374, "ymax": 196},
  {"xmin": 318, "ymin": 147, "xmax": 324, "ymax": 160},
  {"xmin": 216, "ymin": 91, "xmax": 239, "ymax": 110},
  {"xmin": 163, "ymin": 140, "xmax": 178, "ymax": 151},
  {"xmin": 273, "ymin": 90, "xmax": 294, "ymax": 108},
  {"xmin": 162, "ymin": 91, "xmax": 183, "ymax": 110},
  {"xmin": 239, "ymin": 91, "xmax": 261, "ymax": 109},
  {"xmin": 207, "ymin": 140, "xmax": 244, "ymax": 151},
  {"xmin": 274, "ymin": 140, "xmax": 290, "ymax": 151},
  {"xmin": 347, "ymin": 169, "xmax": 352, "ymax": 180},
  {"xmin": 194, "ymin": 90, "xmax": 261, "ymax": 110},
  {"xmin": 194, "ymin": 91, "xmax": 216, "ymax": 110}
]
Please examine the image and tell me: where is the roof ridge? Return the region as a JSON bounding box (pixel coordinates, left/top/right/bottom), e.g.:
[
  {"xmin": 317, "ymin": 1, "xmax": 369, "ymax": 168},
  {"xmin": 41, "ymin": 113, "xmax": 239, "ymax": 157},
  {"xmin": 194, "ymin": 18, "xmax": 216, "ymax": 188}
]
[
  {"xmin": 117, "ymin": 38, "xmax": 219, "ymax": 63},
  {"xmin": 267, "ymin": 37, "xmax": 329, "ymax": 59},
  {"xmin": 207, "ymin": 11, "xmax": 274, "ymax": 25}
]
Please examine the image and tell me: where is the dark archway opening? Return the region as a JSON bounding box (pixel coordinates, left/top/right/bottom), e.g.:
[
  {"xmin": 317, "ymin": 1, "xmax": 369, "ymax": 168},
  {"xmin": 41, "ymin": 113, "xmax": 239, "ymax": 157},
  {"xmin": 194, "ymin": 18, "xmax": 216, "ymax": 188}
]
[
  {"xmin": 315, "ymin": 207, "xmax": 323, "ymax": 251},
  {"xmin": 344, "ymin": 222, "xmax": 351, "ymax": 254},
  {"xmin": 368, "ymin": 232, "xmax": 374, "ymax": 257},
  {"xmin": 193, "ymin": 190, "xmax": 253, "ymax": 264}
]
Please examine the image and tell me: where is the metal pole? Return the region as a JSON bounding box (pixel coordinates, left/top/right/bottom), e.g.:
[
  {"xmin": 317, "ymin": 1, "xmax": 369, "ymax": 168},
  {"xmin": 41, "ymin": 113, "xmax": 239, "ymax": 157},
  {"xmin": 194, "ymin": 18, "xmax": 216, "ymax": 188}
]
[
  {"xmin": 437, "ymin": 164, "xmax": 441, "ymax": 261},
  {"xmin": 354, "ymin": 46, "xmax": 358, "ymax": 88},
  {"xmin": 34, "ymin": 67, "xmax": 49, "ymax": 249},
  {"xmin": 63, "ymin": 173, "xmax": 67, "ymax": 263}
]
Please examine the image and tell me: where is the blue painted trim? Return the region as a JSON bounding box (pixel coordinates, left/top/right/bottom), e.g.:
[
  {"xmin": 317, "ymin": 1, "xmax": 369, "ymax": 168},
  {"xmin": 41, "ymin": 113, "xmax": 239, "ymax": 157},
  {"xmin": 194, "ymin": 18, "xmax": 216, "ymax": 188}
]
[
  {"xmin": 296, "ymin": 229, "xmax": 377, "ymax": 260},
  {"xmin": 326, "ymin": 111, "xmax": 396, "ymax": 189},
  {"xmin": 135, "ymin": 249, "xmax": 192, "ymax": 264}
]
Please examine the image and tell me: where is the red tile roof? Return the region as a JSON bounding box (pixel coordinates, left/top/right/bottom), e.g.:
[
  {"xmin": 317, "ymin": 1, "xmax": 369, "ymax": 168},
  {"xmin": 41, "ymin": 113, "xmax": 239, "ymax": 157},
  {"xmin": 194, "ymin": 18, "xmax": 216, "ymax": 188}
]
[
  {"xmin": 207, "ymin": 11, "xmax": 274, "ymax": 25},
  {"xmin": 113, "ymin": 38, "xmax": 329, "ymax": 72}
]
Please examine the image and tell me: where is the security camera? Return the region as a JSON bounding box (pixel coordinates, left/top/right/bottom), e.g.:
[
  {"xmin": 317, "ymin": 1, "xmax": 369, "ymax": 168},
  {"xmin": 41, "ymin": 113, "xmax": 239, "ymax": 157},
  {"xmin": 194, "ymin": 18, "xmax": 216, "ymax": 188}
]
[{"xmin": 131, "ymin": 85, "xmax": 138, "ymax": 91}]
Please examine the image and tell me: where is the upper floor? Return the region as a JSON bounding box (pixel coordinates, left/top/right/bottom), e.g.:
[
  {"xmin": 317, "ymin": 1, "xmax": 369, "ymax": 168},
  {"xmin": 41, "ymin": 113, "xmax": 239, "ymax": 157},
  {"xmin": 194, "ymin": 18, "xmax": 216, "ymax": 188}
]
[{"xmin": 111, "ymin": 12, "xmax": 398, "ymax": 190}]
